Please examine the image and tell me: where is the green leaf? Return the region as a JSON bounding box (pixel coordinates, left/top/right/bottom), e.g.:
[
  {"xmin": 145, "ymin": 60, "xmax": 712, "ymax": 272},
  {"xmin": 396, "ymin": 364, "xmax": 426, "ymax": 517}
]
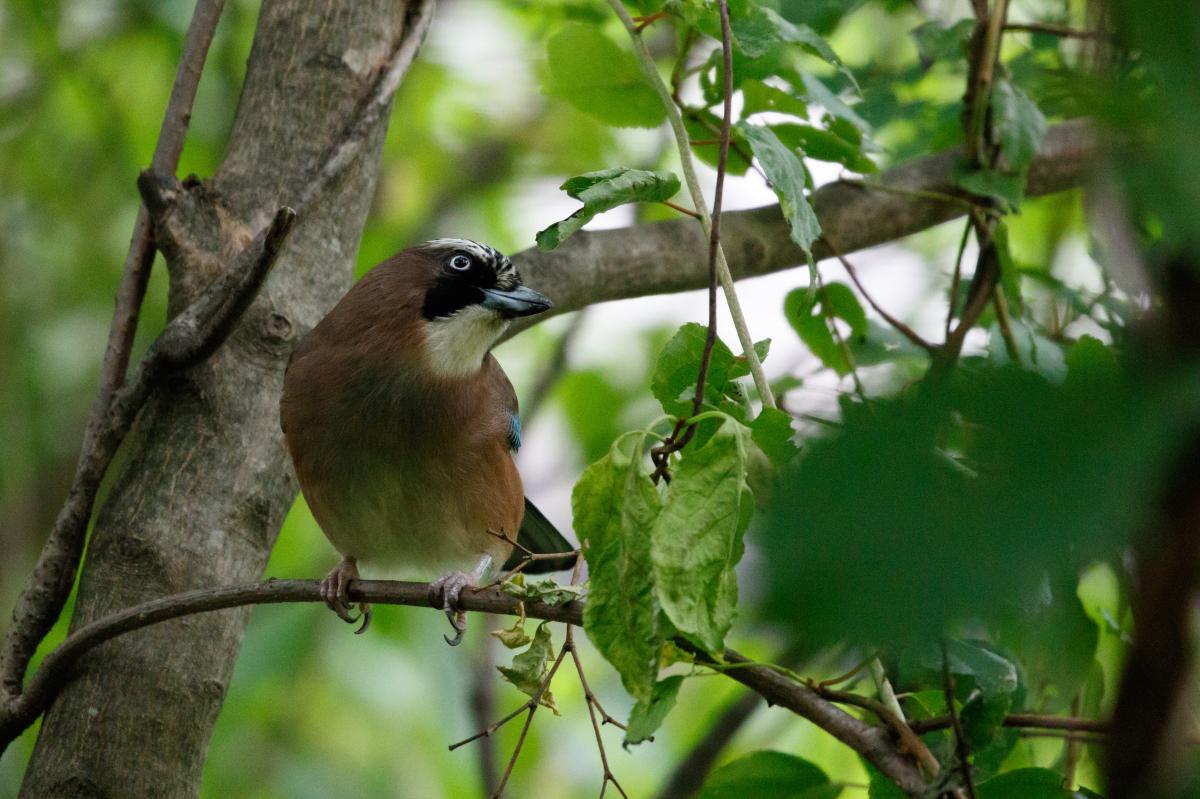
[
  {"xmin": 952, "ymin": 80, "xmax": 1046, "ymax": 209},
  {"xmin": 499, "ymin": 574, "xmax": 583, "ymax": 606},
  {"xmin": 652, "ymin": 424, "xmax": 752, "ymax": 653},
  {"xmin": 498, "ymin": 622, "xmax": 559, "ymax": 712},
  {"xmin": 910, "ymin": 19, "xmax": 974, "ymax": 68},
  {"xmin": 952, "ymin": 159, "xmax": 1027, "ymax": 210},
  {"xmin": 576, "ymin": 436, "xmax": 663, "ymax": 702},
  {"xmin": 491, "ymin": 604, "xmax": 531, "ymax": 649},
  {"xmin": 750, "ymin": 407, "xmax": 800, "ymax": 465},
  {"xmin": 652, "ymin": 323, "xmax": 739, "ymax": 416},
  {"xmin": 761, "ymin": 363, "xmax": 1196, "ymax": 649},
  {"xmin": 785, "ymin": 288, "xmax": 845, "ymax": 374},
  {"xmin": 1066, "ymin": 335, "xmax": 1120, "ymax": 387},
  {"xmin": 543, "ymin": 23, "xmax": 666, "ymax": 128},
  {"xmin": 699, "ymin": 751, "xmax": 831, "ymax": 799},
  {"xmin": 739, "ymin": 123, "xmax": 822, "ymax": 256},
  {"xmin": 624, "ymin": 675, "xmax": 684, "ymax": 747},
  {"xmin": 993, "ymin": 79, "xmax": 1048, "ymax": 175},
  {"xmin": 741, "ymin": 79, "xmax": 809, "ymax": 119},
  {"xmin": 537, "ymin": 167, "xmax": 681, "ymax": 249},
  {"xmin": 976, "ymin": 767, "xmax": 1075, "ymax": 798},
  {"xmin": 783, "ymin": 284, "xmax": 864, "ymax": 374},
  {"xmin": 772, "ymin": 123, "xmax": 877, "ymax": 173},
  {"xmin": 728, "ymin": 338, "xmax": 771, "ymax": 380},
  {"xmin": 799, "ymin": 71, "xmax": 869, "ymax": 131},
  {"xmin": 821, "ymin": 282, "xmax": 868, "ymax": 339},
  {"xmin": 732, "ymin": 4, "xmax": 843, "ymax": 67}
]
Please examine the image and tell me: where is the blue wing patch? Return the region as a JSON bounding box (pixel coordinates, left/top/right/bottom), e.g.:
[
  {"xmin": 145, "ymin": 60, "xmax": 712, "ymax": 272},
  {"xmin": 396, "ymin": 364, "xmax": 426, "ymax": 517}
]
[{"xmin": 506, "ymin": 411, "xmax": 522, "ymax": 452}]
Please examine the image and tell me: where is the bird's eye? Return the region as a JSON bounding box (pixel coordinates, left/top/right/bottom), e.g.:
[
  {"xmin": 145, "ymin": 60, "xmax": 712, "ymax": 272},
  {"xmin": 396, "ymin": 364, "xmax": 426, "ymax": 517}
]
[{"xmin": 449, "ymin": 254, "xmax": 472, "ymax": 271}]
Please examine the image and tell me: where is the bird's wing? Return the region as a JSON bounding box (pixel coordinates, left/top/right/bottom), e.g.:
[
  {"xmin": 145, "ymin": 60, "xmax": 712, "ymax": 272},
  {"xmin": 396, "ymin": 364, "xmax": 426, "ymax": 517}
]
[
  {"xmin": 482, "ymin": 357, "xmax": 577, "ymax": 573},
  {"xmin": 506, "ymin": 497, "xmax": 578, "ymax": 574}
]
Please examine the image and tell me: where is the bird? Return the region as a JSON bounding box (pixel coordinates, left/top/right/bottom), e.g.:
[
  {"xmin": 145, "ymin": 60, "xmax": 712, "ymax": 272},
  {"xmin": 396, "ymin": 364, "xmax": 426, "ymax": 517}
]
[{"xmin": 280, "ymin": 239, "xmax": 576, "ymax": 644}]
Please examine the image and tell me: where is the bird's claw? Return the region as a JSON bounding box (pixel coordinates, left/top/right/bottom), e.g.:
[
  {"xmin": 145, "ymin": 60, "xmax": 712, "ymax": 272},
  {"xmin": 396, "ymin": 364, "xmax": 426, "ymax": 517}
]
[
  {"xmin": 429, "ymin": 571, "xmax": 474, "ymax": 646},
  {"xmin": 321, "ymin": 557, "xmax": 372, "ymax": 634}
]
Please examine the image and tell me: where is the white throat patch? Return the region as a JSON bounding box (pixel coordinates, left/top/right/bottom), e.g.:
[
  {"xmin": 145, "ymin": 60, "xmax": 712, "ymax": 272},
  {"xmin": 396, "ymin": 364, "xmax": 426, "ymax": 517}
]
[{"xmin": 423, "ymin": 305, "xmax": 508, "ymax": 378}]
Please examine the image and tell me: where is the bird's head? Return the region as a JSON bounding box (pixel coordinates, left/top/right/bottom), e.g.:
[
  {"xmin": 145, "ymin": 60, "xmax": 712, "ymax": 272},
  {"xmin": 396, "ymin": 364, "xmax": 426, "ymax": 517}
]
[{"xmin": 413, "ymin": 239, "xmax": 552, "ymax": 377}]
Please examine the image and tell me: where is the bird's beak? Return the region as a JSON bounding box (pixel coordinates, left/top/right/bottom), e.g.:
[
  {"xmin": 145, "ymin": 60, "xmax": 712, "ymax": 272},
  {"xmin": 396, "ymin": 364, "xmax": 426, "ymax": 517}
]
[{"xmin": 480, "ymin": 285, "xmax": 553, "ymax": 318}]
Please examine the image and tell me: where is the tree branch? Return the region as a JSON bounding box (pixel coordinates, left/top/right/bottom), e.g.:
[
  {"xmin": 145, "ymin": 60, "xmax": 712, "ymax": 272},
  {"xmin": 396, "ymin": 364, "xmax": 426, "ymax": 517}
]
[
  {"xmin": 508, "ymin": 120, "xmax": 1095, "ymax": 339},
  {"xmin": 0, "ymin": 0, "xmax": 435, "ymax": 713},
  {"xmin": 0, "ymin": 0, "xmax": 227, "ymax": 703},
  {"xmin": 0, "ymin": 578, "xmax": 926, "ymax": 794}
]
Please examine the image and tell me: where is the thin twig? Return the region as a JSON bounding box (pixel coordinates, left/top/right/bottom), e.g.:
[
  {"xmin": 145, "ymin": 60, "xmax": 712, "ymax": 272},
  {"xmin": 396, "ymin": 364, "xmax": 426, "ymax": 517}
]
[
  {"xmin": 1063, "ymin": 696, "xmax": 1083, "ymax": 789},
  {"xmin": 633, "ymin": 10, "xmax": 669, "ymax": 32},
  {"xmin": 818, "ymin": 655, "xmax": 875, "ymax": 689},
  {"xmin": 943, "ymin": 642, "xmax": 977, "ymax": 799},
  {"xmin": 649, "ymin": 0, "xmax": 735, "ymax": 483},
  {"xmin": 909, "ymin": 712, "xmax": 1112, "ymax": 736},
  {"xmin": 991, "ymin": 283, "xmax": 1022, "ymax": 362},
  {"xmin": 811, "ymin": 263, "xmax": 867, "ymax": 399},
  {"xmin": 489, "ymin": 644, "xmax": 572, "ymax": 798},
  {"xmin": 946, "ymin": 220, "xmax": 972, "ymax": 337},
  {"xmin": 1003, "ymin": 22, "xmax": 1108, "ymax": 40},
  {"xmin": 837, "ymin": 177, "xmax": 977, "ymax": 211},
  {"xmin": 567, "ymin": 627, "xmax": 630, "ymax": 798},
  {"xmin": 824, "ymin": 237, "xmax": 938, "ymax": 354},
  {"xmin": 813, "ymin": 685, "xmax": 940, "ymax": 776},
  {"xmin": 0, "ymin": 0, "xmax": 227, "ymax": 702},
  {"xmin": 662, "ymin": 200, "xmax": 701, "ymax": 219},
  {"xmin": 607, "ymin": 0, "xmax": 776, "ymax": 411}
]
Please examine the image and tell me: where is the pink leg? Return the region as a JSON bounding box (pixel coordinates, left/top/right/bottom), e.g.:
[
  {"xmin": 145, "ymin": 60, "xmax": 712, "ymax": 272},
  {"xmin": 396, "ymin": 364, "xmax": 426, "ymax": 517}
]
[{"xmin": 320, "ymin": 556, "xmax": 372, "ymax": 634}]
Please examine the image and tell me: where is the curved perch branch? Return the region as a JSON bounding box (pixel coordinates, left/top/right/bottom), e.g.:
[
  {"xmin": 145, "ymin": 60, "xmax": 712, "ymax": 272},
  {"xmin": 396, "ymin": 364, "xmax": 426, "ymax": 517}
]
[{"xmin": 0, "ymin": 579, "xmax": 929, "ymax": 791}]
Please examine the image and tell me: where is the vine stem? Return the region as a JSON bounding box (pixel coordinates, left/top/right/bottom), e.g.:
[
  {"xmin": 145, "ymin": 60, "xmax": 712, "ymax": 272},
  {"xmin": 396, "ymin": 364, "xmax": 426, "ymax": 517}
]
[{"xmin": 606, "ymin": 0, "xmax": 777, "ymax": 410}]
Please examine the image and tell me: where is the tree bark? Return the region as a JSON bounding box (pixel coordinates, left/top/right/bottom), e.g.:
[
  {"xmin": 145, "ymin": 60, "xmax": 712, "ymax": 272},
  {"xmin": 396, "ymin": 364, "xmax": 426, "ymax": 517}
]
[{"xmin": 19, "ymin": 2, "xmax": 424, "ymax": 796}]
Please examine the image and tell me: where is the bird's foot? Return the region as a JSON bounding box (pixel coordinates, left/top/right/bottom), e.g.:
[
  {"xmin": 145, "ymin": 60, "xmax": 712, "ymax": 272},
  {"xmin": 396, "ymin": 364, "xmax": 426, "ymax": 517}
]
[
  {"xmin": 428, "ymin": 571, "xmax": 475, "ymax": 647},
  {"xmin": 320, "ymin": 557, "xmax": 372, "ymax": 635}
]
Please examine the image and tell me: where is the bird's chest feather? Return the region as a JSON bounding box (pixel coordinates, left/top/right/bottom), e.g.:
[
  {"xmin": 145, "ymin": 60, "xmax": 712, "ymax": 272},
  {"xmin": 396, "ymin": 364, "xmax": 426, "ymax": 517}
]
[{"xmin": 298, "ymin": 366, "xmax": 519, "ymax": 575}]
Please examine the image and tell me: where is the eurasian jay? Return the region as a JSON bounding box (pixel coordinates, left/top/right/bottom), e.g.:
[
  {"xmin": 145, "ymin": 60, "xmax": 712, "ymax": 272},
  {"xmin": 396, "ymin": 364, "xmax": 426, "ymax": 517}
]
[{"xmin": 280, "ymin": 239, "xmax": 575, "ymax": 643}]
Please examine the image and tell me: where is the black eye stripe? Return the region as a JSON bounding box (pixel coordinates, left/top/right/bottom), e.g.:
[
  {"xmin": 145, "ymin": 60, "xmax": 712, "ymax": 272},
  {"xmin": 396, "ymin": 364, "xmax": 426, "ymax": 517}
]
[{"xmin": 422, "ymin": 281, "xmax": 485, "ymax": 320}]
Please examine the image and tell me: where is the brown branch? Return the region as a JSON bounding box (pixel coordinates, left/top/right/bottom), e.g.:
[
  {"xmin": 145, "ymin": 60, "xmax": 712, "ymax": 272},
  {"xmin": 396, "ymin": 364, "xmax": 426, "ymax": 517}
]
[
  {"xmin": 1004, "ymin": 22, "xmax": 1109, "ymax": 40},
  {"xmin": 0, "ymin": 0, "xmax": 227, "ymax": 704},
  {"xmin": 0, "ymin": 578, "xmax": 927, "ymax": 794},
  {"xmin": 686, "ymin": 649, "xmax": 928, "ymax": 794},
  {"xmin": 946, "ymin": 220, "xmax": 972, "ymax": 336},
  {"xmin": 662, "ymin": 199, "xmax": 702, "ymax": 219},
  {"xmin": 650, "ymin": 0, "xmax": 734, "ymax": 483},
  {"xmin": 824, "ymin": 237, "xmax": 938, "ymax": 354},
  {"xmin": 0, "ymin": 0, "xmax": 435, "ymax": 713},
  {"xmin": 943, "ymin": 642, "xmax": 977, "ymax": 799},
  {"xmin": 909, "ymin": 712, "xmax": 1112, "ymax": 736},
  {"xmin": 813, "ymin": 686, "xmax": 940, "ymax": 777},
  {"xmin": 567, "ymin": 627, "xmax": 630, "ymax": 798},
  {"xmin": 507, "ymin": 120, "xmax": 1096, "ymax": 340}
]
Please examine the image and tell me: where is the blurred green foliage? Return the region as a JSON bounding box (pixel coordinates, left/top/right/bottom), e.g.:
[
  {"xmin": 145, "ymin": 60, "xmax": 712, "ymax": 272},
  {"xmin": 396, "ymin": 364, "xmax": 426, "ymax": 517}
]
[{"xmin": 4, "ymin": 0, "xmax": 1197, "ymax": 795}]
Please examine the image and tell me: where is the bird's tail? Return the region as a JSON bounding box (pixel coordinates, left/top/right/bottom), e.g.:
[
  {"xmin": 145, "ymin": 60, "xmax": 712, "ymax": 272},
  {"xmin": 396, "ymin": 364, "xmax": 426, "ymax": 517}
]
[{"xmin": 504, "ymin": 498, "xmax": 578, "ymax": 574}]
